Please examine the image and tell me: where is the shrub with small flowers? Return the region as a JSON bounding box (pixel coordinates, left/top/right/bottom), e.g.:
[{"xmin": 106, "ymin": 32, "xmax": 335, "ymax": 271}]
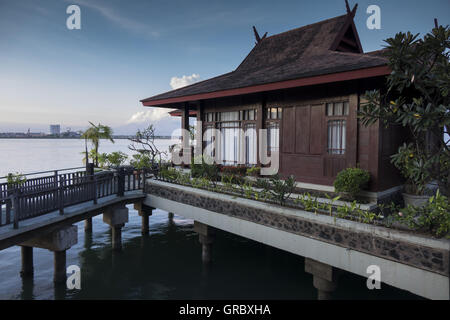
[
  {"xmin": 391, "ymin": 143, "xmax": 433, "ymax": 195},
  {"xmin": 395, "ymin": 190, "xmax": 450, "ymax": 238}
]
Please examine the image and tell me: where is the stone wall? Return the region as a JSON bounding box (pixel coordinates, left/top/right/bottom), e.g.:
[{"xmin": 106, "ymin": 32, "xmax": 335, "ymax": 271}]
[{"xmin": 146, "ymin": 181, "xmax": 450, "ymax": 277}]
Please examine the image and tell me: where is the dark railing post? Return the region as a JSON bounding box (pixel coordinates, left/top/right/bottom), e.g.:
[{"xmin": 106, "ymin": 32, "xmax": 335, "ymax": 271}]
[
  {"xmin": 86, "ymin": 163, "xmax": 94, "ymax": 177},
  {"xmin": 93, "ymin": 175, "xmax": 98, "ymax": 204},
  {"xmin": 142, "ymin": 168, "xmax": 147, "ymax": 192},
  {"xmin": 54, "ymin": 170, "xmax": 58, "ymax": 211},
  {"xmin": 117, "ymin": 168, "xmax": 125, "ymax": 197},
  {"xmin": 59, "ymin": 176, "xmax": 65, "ymax": 215},
  {"xmin": 12, "ymin": 190, "xmax": 21, "ymax": 229}
]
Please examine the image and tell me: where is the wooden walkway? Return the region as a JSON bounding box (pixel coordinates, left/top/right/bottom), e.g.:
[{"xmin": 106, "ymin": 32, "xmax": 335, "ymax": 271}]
[{"xmin": 0, "ymin": 167, "xmax": 147, "ymax": 250}]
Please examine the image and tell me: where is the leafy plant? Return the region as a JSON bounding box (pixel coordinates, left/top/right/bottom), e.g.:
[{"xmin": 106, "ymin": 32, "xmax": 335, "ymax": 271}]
[
  {"xmin": 395, "ymin": 190, "xmax": 450, "ymax": 238},
  {"xmin": 128, "ymin": 125, "xmax": 166, "ymax": 170},
  {"xmin": 268, "ymin": 175, "xmax": 296, "ymax": 206},
  {"xmin": 7, "ymin": 172, "xmax": 27, "ymax": 187},
  {"xmin": 334, "ymin": 167, "xmax": 370, "ymax": 200},
  {"xmin": 246, "ymin": 166, "xmax": 261, "ymax": 177},
  {"xmin": 81, "ymin": 122, "xmax": 114, "ymax": 167},
  {"xmin": 191, "ymin": 155, "xmax": 220, "ymax": 181},
  {"xmin": 242, "ymin": 182, "xmax": 254, "ymax": 199},
  {"xmin": 221, "ymin": 166, "xmax": 247, "ymax": 176},
  {"xmin": 391, "ymin": 143, "xmax": 432, "ymax": 195},
  {"xmin": 130, "ymin": 153, "xmax": 152, "ymax": 170},
  {"xmin": 324, "ymin": 193, "xmax": 341, "ymax": 216},
  {"xmin": 359, "ymin": 24, "xmax": 450, "ymax": 196}
]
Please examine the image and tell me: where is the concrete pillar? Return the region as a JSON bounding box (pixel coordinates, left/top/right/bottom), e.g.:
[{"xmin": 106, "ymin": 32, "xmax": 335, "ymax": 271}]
[
  {"xmin": 84, "ymin": 217, "xmax": 93, "ymax": 232},
  {"xmin": 54, "ymin": 250, "xmax": 66, "ymax": 283},
  {"xmin": 194, "ymin": 221, "xmax": 215, "ymax": 264},
  {"xmin": 111, "ymin": 224, "xmax": 124, "ymax": 250},
  {"xmin": 20, "ymin": 246, "xmax": 34, "ymax": 277},
  {"xmin": 20, "ymin": 225, "xmax": 78, "ymax": 284},
  {"xmin": 134, "ymin": 202, "xmax": 153, "ymax": 235},
  {"xmin": 305, "ymin": 258, "xmax": 339, "ymax": 300},
  {"xmin": 104, "ymin": 205, "xmax": 129, "ymax": 250}
]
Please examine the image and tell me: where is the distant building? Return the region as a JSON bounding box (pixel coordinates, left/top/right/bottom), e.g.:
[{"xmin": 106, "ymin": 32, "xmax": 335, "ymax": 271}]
[{"xmin": 50, "ymin": 125, "xmax": 61, "ymax": 135}]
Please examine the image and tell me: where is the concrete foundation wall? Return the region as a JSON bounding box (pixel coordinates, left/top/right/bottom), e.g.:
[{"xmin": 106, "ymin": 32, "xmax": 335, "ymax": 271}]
[{"xmin": 144, "ymin": 181, "xmax": 450, "ymax": 300}]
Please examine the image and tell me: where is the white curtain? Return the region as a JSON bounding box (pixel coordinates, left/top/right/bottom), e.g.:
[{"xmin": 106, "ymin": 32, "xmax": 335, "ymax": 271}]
[
  {"xmin": 267, "ymin": 123, "xmax": 279, "ymax": 153},
  {"xmin": 245, "ymin": 124, "xmax": 257, "ymax": 164}
]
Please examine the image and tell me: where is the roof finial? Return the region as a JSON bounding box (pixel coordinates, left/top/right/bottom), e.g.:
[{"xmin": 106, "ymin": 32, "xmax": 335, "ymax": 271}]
[
  {"xmin": 252, "ymin": 26, "xmax": 267, "ymax": 45},
  {"xmin": 434, "ymin": 18, "xmax": 439, "ymax": 28},
  {"xmin": 345, "ymin": 0, "xmax": 351, "ymax": 13},
  {"xmin": 345, "ymin": 0, "xmax": 358, "ymax": 18}
]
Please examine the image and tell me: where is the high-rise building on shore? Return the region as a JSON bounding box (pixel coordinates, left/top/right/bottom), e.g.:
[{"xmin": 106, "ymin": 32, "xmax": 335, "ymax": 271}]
[{"xmin": 49, "ymin": 124, "xmax": 61, "ymax": 135}]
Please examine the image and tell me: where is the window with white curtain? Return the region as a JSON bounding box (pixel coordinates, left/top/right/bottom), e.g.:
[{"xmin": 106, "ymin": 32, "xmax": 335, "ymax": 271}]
[
  {"xmin": 267, "ymin": 122, "xmax": 279, "ymax": 153},
  {"xmin": 204, "ymin": 110, "xmax": 257, "ymax": 165},
  {"xmin": 326, "ymin": 101, "xmax": 348, "ymax": 155},
  {"xmin": 217, "ymin": 112, "xmax": 240, "ymax": 165},
  {"xmin": 245, "ymin": 123, "xmax": 257, "ymax": 165},
  {"xmin": 205, "ymin": 124, "xmax": 215, "ymax": 157}
]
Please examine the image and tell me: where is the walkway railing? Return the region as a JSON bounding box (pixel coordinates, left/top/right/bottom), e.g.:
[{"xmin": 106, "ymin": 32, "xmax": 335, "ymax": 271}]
[{"xmin": 0, "ymin": 166, "xmax": 147, "ymax": 229}]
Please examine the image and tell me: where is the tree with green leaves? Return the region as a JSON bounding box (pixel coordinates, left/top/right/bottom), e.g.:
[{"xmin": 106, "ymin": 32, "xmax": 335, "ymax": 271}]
[
  {"xmin": 359, "ymin": 22, "xmax": 450, "ymax": 196},
  {"xmin": 128, "ymin": 124, "xmax": 165, "ymax": 169},
  {"xmin": 81, "ymin": 122, "xmax": 115, "ymax": 167}
]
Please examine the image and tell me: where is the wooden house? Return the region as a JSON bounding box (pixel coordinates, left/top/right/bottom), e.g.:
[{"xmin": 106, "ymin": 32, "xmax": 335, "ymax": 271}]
[{"xmin": 141, "ymin": 5, "xmax": 406, "ymax": 200}]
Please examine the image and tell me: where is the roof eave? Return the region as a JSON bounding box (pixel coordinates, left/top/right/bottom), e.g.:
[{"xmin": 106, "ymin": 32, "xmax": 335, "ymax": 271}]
[{"xmin": 141, "ymin": 65, "xmax": 390, "ymax": 107}]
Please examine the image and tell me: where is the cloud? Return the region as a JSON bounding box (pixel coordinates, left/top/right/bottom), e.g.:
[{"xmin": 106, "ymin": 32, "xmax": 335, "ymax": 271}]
[
  {"xmin": 127, "ymin": 108, "xmax": 173, "ymax": 124},
  {"xmin": 170, "ymin": 74, "xmax": 200, "ymax": 90}
]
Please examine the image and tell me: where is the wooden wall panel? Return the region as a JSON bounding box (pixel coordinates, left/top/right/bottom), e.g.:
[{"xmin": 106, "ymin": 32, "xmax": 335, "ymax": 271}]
[
  {"xmin": 295, "ymin": 106, "xmax": 310, "ymax": 154},
  {"xmin": 309, "ymin": 104, "xmax": 324, "ymax": 155},
  {"xmin": 282, "ymin": 107, "xmax": 295, "ymax": 153}
]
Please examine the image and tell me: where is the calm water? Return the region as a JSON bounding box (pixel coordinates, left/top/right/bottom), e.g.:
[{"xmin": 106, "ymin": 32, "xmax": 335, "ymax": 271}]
[{"xmin": 0, "ymin": 139, "xmax": 419, "ymax": 299}]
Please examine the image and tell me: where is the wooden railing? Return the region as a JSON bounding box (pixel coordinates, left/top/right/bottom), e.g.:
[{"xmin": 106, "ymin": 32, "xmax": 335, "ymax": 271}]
[{"xmin": 0, "ymin": 167, "xmax": 146, "ymax": 229}]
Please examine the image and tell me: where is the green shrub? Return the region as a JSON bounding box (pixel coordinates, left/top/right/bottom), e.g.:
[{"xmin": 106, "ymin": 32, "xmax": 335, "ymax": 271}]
[
  {"xmin": 334, "ymin": 167, "xmax": 370, "ymax": 200},
  {"xmin": 7, "ymin": 172, "xmax": 26, "ymax": 187},
  {"xmin": 268, "ymin": 175, "xmax": 296, "ymax": 206},
  {"xmin": 246, "ymin": 166, "xmax": 261, "ymax": 177},
  {"xmin": 191, "ymin": 155, "xmax": 220, "ymax": 180},
  {"xmin": 159, "ymin": 167, "xmax": 179, "ymax": 182},
  {"xmin": 396, "ymin": 190, "xmax": 450, "ymax": 238},
  {"xmin": 220, "ymin": 166, "xmax": 247, "ymax": 176},
  {"xmin": 130, "ymin": 153, "xmax": 152, "ymax": 169},
  {"xmin": 106, "ymin": 151, "xmax": 128, "ymax": 168}
]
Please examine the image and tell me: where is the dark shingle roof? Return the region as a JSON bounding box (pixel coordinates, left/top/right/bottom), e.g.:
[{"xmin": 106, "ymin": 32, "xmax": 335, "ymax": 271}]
[{"xmin": 142, "ymin": 14, "xmax": 388, "ymax": 104}]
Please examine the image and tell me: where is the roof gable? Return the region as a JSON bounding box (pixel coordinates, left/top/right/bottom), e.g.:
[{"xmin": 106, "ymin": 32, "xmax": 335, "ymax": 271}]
[
  {"xmin": 236, "ymin": 15, "xmax": 349, "ymax": 73},
  {"xmin": 141, "ymin": 12, "xmax": 388, "ymax": 106}
]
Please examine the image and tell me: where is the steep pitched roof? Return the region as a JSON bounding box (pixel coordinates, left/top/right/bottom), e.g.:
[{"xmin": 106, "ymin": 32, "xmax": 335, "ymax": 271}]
[{"xmin": 142, "ymin": 14, "xmax": 388, "ymax": 106}]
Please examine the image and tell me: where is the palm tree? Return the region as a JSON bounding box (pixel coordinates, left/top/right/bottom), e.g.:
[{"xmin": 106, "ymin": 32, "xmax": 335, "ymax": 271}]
[{"xmin": 81, "ymin": 122, "xmax": 114, "ymax": 167}]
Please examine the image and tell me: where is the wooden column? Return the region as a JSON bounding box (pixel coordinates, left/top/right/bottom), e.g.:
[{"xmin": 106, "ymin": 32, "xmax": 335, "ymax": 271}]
[{"xmin": 256, "ymin": 95, "xmax": 266, "ymax": 166}]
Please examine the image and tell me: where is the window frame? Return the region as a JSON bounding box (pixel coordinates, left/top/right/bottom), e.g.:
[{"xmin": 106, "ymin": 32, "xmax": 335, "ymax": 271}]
[{"xmin": 325, "ymin": 101, "xmax": 349, "ymax": 156}]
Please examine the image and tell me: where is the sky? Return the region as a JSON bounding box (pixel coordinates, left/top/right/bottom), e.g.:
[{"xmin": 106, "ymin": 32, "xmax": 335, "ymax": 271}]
[{"xmin": 0, "ymin": 0, "xmax": 449, "ymax": 135}]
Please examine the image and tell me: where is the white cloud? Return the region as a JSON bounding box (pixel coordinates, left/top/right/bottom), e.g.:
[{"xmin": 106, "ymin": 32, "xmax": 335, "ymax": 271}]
[
  {"xmin": 127, "ymin": 108, "xmax": 173, "ymax": 124},
  {"xmin": 170, "ymin": 74, "xmax": 200, "ymax": 90}
]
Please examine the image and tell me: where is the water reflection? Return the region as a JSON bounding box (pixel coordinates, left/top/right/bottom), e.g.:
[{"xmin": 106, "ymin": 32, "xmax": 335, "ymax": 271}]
[{"xmin": 0, "ymin": 207, "xmax": 421, "ymax": 300}]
